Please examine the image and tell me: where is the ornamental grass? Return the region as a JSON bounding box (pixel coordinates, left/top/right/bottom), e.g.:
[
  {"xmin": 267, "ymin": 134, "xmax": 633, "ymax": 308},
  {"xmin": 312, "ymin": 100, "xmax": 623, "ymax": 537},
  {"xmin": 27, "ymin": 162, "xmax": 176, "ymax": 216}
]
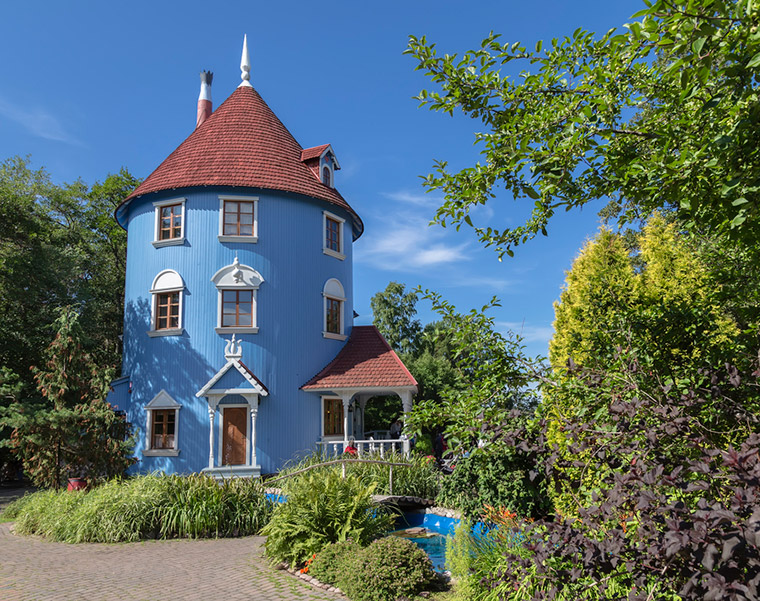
[{"xmin": 3, "ymin": 473, "xmax": 272, "ymax": 543}]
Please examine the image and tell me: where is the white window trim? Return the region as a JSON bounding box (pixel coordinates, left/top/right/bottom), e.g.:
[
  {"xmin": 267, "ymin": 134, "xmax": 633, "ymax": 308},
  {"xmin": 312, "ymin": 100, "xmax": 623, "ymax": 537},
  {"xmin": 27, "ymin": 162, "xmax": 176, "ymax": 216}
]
[
  {"xmin": 323, "ymin": 278, "xmax": 347, "ymax": 341},
  {"xmin": 321, "ymin": 396, "xmax": 344, "ymax": 440},
  {"xmin": 322, "ymin": 210, "xmax": 345, "ymax": 260},
  {"xmin": 211, "ymin": 260, "xmax": 263, "ymax": 335},
  {"xmin": 143, "ymin": 391, "xmax": 181, "ymax": 457},
  {"xmin": 321, "ymin": 163, "xmax": 334, "ymax": 188},
  {"xmin": 216, "ymin": 404, "xmax": 252, "ymax": 467},
  {"xmin": 152, "ymin": 198, "xmax": 186, "ymax": 248},
  {"xmin": 148, "ymin": 270, "xmax": 185, "ymax": 337},
  {"xmin": 218, "ymin": 195, "xmax": 259, "ymax": 243}
]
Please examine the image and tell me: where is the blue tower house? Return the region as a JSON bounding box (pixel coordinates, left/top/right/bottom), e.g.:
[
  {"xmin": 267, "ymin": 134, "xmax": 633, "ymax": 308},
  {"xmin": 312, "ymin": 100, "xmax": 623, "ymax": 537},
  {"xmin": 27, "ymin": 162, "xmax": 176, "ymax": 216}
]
[{"xmin": 109, "ymin": 38, "xmax": 417, "ymax": 477}]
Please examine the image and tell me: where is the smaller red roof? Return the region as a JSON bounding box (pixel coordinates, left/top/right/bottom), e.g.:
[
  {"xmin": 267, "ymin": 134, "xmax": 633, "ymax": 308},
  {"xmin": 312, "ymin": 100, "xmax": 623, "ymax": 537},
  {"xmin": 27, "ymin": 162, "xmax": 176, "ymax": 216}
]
[
  {"xmin": 302, "ymin": 326, "xmax": 417, "ymax": 390},
  {"xmin": 300, "ymin": 144, "xmax": 331, "ymax": 162}
]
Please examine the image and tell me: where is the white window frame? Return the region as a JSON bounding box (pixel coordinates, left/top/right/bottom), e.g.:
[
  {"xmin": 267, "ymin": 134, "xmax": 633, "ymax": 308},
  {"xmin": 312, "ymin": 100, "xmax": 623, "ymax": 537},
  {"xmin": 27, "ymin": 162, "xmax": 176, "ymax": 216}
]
[
  {"xmin": 152, "ymin": 197, "xmax": 186, "ymax": 248},
  {"xmin": 321, "ymin": 396, "xmax": 344, "ymax": 440},
  {"xmin": 323, "ymin": 278, "xmax": 346, "ymax": 341},
  {"xmin": 211, "ymin": 259, "xmax": 264, "ymax": 335},
  {"xmin": 321, "ymin": 163, "xmax": 333, "ymax": 188},
  {"xmin": 218, "ymin": 195, "xmax": 259, "ymax": 243},
  {"xmin": 148, "ymin": 270, "xmax": 185, "ymax": 337},
  {"xmin": 143, "ymin": 390, "xmax": 181, "ymax": 457},
  {"xmin": 322, "ymin": 210, "xmax": 345, "ymax": 260}
]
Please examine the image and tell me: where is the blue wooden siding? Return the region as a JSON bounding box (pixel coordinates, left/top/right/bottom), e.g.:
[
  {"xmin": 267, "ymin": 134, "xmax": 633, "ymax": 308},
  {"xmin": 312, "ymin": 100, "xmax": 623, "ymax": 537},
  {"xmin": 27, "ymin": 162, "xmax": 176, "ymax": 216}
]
[{"xmin": 116, "ymin": 186, "xmax": 355, "ymax": 474}]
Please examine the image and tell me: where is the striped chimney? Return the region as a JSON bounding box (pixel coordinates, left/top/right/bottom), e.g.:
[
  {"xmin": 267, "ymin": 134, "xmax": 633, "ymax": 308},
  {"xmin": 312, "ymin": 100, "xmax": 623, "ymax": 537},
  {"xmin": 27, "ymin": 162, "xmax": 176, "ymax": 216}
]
[{"xmin": 196, "ymin": 70, "xmax": 213, "ymax": 129}]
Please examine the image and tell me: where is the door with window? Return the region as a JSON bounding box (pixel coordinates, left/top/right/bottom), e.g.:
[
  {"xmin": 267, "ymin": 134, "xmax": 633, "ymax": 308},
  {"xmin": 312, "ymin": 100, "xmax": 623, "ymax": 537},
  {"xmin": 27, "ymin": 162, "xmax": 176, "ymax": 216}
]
[{"xmin": 222, "ymin": 407, "xmax": 247, "ymax": 465}]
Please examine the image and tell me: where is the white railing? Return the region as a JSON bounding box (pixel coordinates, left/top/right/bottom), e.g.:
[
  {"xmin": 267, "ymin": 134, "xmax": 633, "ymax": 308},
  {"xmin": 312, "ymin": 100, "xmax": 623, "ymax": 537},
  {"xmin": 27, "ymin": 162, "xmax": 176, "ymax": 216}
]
[{"xmin": 316, "ymin": 438, "xmax": 411, "ymax": 458}]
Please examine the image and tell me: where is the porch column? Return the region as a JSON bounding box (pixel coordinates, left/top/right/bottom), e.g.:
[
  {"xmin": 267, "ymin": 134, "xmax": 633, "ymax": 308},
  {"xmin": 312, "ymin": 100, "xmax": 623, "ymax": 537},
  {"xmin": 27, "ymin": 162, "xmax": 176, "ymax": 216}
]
[
  {"xmin": 400, "ymin": 389, "xmax": 413, "ymax": 415},
  {"xmin": 207, "ymin": 407, "xmax": 216, "ymax": 469},
  {"xmin": 250, "ymin": 401, "xmax": 258, "ymax": 467},
  {"xmin": 358, "ymin": 397, "xmax": 368, "ymax": 439},
  {"xmin": 341, "ymin": 393, "xmax": 353, "ymax": 444}
]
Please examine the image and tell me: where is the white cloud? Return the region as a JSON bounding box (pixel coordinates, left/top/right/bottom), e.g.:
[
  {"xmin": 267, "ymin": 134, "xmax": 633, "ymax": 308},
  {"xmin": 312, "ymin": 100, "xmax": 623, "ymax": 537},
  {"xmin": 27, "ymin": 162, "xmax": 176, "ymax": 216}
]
[
  {"xmin": 497, "ymin": 321, "xmax": 555, "ymax": 344},
  {"xmin": 0, "ymin": 96, "xmax": 82, "ymax": 145},
  {"xmin": 382, "ymin": 189, "xmax": 443, "ymax": 207},
  {"xmin": 356, "ymin": 214, "xmax": 470, "ymax": 271},
  {"xmin": 449, "ymin": 275, "xmax": 516, "ymax": 292}
]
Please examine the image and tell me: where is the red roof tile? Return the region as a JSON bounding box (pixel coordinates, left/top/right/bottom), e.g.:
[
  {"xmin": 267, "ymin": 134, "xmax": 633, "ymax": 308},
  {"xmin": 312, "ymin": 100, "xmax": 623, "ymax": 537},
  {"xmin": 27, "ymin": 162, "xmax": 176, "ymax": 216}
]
[
  {"xmin": 300, "ymin": 144, "xmax": 331, "ymax": 162},
  {"xmin": 118, "ymin": 86, "xmax": 362, "ymax": 237},
  {"xmin": 302, "ymin": 326, "xmax": 418, "ymax": 390}
]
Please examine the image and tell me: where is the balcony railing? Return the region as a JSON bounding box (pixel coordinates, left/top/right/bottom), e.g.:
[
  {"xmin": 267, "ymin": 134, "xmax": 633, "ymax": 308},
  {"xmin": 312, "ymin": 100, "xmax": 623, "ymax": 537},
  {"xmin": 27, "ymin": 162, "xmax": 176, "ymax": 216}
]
[{"xmin": 316, "ymin": 437, "xmax": 411, "ymax": 458}]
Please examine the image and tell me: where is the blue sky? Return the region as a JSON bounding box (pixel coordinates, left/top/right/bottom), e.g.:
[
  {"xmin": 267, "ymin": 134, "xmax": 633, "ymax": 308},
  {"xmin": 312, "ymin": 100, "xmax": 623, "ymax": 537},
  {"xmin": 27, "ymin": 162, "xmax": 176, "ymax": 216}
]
[{"xmin": 0, "ymin": 0, "xmax": 644, "ymax": 358}]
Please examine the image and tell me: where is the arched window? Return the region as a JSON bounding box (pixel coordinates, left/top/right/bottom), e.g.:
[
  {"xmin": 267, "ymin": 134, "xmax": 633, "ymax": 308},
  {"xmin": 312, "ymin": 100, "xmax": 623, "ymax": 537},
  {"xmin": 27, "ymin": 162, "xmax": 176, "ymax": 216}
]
[
  {"xmin": 322, "ymin": 165, "xmax": 332, "ymax": 187},
  {"xmin": 211, "ymin": 258, "xmax": 264, "ymax": 334},
  {"xmin": 148, "ymin": 270, "xmax": 185, "ymax": 336},
  {"xmin": 323, "ymin": 278, "xmax": 346, "ymax": 340}
]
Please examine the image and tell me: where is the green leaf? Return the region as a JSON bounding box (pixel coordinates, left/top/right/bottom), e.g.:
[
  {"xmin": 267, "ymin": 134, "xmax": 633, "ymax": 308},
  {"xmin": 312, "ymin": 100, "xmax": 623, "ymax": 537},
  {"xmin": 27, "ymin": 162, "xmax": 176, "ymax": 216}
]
[{"xmin": 747, "ymin": 52, "xmax": 760, "ymax": 68}]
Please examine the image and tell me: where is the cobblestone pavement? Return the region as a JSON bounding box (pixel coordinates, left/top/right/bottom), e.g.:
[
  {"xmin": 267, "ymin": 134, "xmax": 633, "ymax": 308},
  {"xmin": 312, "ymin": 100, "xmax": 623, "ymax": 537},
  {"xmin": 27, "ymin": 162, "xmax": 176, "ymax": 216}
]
[{"xmin": 0, "ymin": 523, "xmax": 343, "ymax": 601}]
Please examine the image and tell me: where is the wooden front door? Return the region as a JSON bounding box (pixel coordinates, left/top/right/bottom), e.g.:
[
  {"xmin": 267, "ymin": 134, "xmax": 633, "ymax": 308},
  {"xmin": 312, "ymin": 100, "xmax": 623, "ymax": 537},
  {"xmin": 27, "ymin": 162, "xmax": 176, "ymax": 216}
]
[{"xmin": 222, "ymin": 407, "xmax": 247, "ymax": 466}]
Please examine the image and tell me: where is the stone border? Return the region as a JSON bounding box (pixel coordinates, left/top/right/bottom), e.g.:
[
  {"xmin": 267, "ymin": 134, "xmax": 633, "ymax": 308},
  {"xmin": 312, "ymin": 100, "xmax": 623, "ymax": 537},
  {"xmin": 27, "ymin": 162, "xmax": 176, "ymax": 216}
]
[{"xmin": 283, "ymin": 564, "xmax": 346, "ymax": 597}]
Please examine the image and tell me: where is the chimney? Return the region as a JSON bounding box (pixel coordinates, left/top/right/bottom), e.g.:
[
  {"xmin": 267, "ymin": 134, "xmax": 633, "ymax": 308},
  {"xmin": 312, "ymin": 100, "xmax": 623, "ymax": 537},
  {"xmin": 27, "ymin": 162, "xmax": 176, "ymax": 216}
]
[{"xmin": 196, "ymin": 70, "xmax": 213, "ymax": 129}]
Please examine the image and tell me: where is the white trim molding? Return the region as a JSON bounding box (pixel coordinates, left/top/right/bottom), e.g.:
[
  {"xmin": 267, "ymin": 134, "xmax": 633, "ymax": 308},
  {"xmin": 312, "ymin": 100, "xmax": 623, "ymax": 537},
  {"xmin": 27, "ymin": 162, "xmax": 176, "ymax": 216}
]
[
  {"xmin": 211, "ymin": 258, "xmax": 264, "ymax": 334},
  {"xmin": 218, "ymin": 195, "xmax": 259, "ymax": 243},
  {"xmin": 322, "ymin": 210, "xmax": 345, "ymax": 260},
  {"xmin": 148, "ymin": 270, "xmax": 185, "ymax": 337},
  {"xmin": 152, "ymin": 197, "xmax": 186, "ymax": 247}
]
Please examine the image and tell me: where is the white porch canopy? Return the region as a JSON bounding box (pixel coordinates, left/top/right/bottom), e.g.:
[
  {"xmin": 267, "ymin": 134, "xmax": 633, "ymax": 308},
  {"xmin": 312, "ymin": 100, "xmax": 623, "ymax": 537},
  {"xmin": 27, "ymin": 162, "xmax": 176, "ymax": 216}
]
[{"xmin": 196, "ymin": 335, "xmax": 268, "ymax": 478}]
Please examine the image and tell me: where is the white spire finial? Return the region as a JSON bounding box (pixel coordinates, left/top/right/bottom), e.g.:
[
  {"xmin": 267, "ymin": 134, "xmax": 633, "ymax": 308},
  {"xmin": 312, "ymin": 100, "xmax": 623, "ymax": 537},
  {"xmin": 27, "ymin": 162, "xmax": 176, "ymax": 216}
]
[{"xmin": 239, "ymin": 34, "xmax": 252, "ymax": 88}]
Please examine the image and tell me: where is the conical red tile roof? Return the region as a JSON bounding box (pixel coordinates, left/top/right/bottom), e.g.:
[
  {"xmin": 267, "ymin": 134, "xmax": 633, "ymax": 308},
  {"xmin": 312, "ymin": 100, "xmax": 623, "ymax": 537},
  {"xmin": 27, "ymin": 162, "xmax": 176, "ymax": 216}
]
[
  {"xmin": 117, "ymin": 86, "xmax": 362, "ymax": 237},
  {"xmin": 302, "ymin": 326, "xmax": 418, "ymax": 390}
]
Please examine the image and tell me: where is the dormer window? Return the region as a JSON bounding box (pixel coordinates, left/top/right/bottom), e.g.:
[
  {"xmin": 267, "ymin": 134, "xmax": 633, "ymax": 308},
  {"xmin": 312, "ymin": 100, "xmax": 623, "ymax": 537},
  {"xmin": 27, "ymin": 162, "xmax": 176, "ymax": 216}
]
[
  {"xmin": 322, "ymin": 165, "xmax": 332, "ymax": 187},
  {"xmin": 152, "ymin": 198, "xmax": 186, "ymax": 247}
]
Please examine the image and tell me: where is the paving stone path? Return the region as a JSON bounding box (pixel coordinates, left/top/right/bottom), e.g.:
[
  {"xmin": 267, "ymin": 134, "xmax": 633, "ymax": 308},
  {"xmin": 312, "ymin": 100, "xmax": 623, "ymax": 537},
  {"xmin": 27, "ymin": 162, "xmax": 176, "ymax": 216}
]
[{"xmin": 0, "ymin": 522, "xmax": 343, "ymax": 601}]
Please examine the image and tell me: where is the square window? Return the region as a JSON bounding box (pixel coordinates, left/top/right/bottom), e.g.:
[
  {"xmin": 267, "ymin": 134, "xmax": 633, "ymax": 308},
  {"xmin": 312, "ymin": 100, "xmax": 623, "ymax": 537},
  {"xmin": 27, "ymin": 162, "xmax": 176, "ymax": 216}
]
[
  {"xmin": 323, "ymin": 211, "xmax": 345, "ymax": 259},
  {"xmin": 153, "ymin": 200, "xmax": 185, "ymax": 245},
  {"xmin": 223, "ymin": 200, "xmax": 255, "ymax": 237},
  {"xmin": 155, "ymin": 292, "xmax": 180, "ymax": 331},
  {"xmin": 220, "ymin": 290, "xmax": 255, "ymax": 328},
  {"xmin": 151, "ymin": 409, "xmax": 176, "ymax": 450}
]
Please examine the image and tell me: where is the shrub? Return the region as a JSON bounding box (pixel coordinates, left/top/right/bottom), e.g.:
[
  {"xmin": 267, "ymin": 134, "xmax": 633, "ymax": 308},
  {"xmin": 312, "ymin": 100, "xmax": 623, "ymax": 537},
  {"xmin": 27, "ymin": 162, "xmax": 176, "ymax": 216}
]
[
  {"xmin": 338, "ymin": 536, "xmax": 437, "ymax": 601},
  {"xmin": 262, "ymin": 470, "xmax": 393, "ymax": 567},
  {"xmin": 5, "ymin": 473, "xmax": 272, "ymax": 542},
  {"xmin": 309, "ymin": 539, "xmax": 359, "ymax": 585},
  {"xmin": 477, "ymin": 359, "xmax": 760, "ymax": 601},
  {"xmin": 437, "ymin": 446, "xmax": 550, "ymax": 519}
]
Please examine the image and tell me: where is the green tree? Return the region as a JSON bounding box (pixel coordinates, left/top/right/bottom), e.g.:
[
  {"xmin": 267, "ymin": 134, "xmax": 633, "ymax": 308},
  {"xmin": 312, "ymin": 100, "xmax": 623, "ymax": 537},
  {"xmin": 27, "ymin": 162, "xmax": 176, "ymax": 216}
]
[
  {"xmin": 407, "ymin": 292, "xmax": 536, "ymax": 453},
  {"xmin": 2, "ymin": 308, "xmax": 135, "ymax": 489},
  {"xmin": 546, "ymin": 216, "xmax": 746, "ymax": 515},
  {"xmin": 0, "ymin": 157, "xmax": 138, "ymax": 385},
  {"xmin": 549, "ymin": 229, "xmax": 634, "ymax": 370},
  {"xmin": 370, "ymin": 282, "xmax": 422, "ymax": 355},
  {"xmin": 406, "ymin": 1, "xmax": 760, "ymax": 258},
  {"xmin": 549, "ymin": 216, "xmax": 741, "ymax": 378}
]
